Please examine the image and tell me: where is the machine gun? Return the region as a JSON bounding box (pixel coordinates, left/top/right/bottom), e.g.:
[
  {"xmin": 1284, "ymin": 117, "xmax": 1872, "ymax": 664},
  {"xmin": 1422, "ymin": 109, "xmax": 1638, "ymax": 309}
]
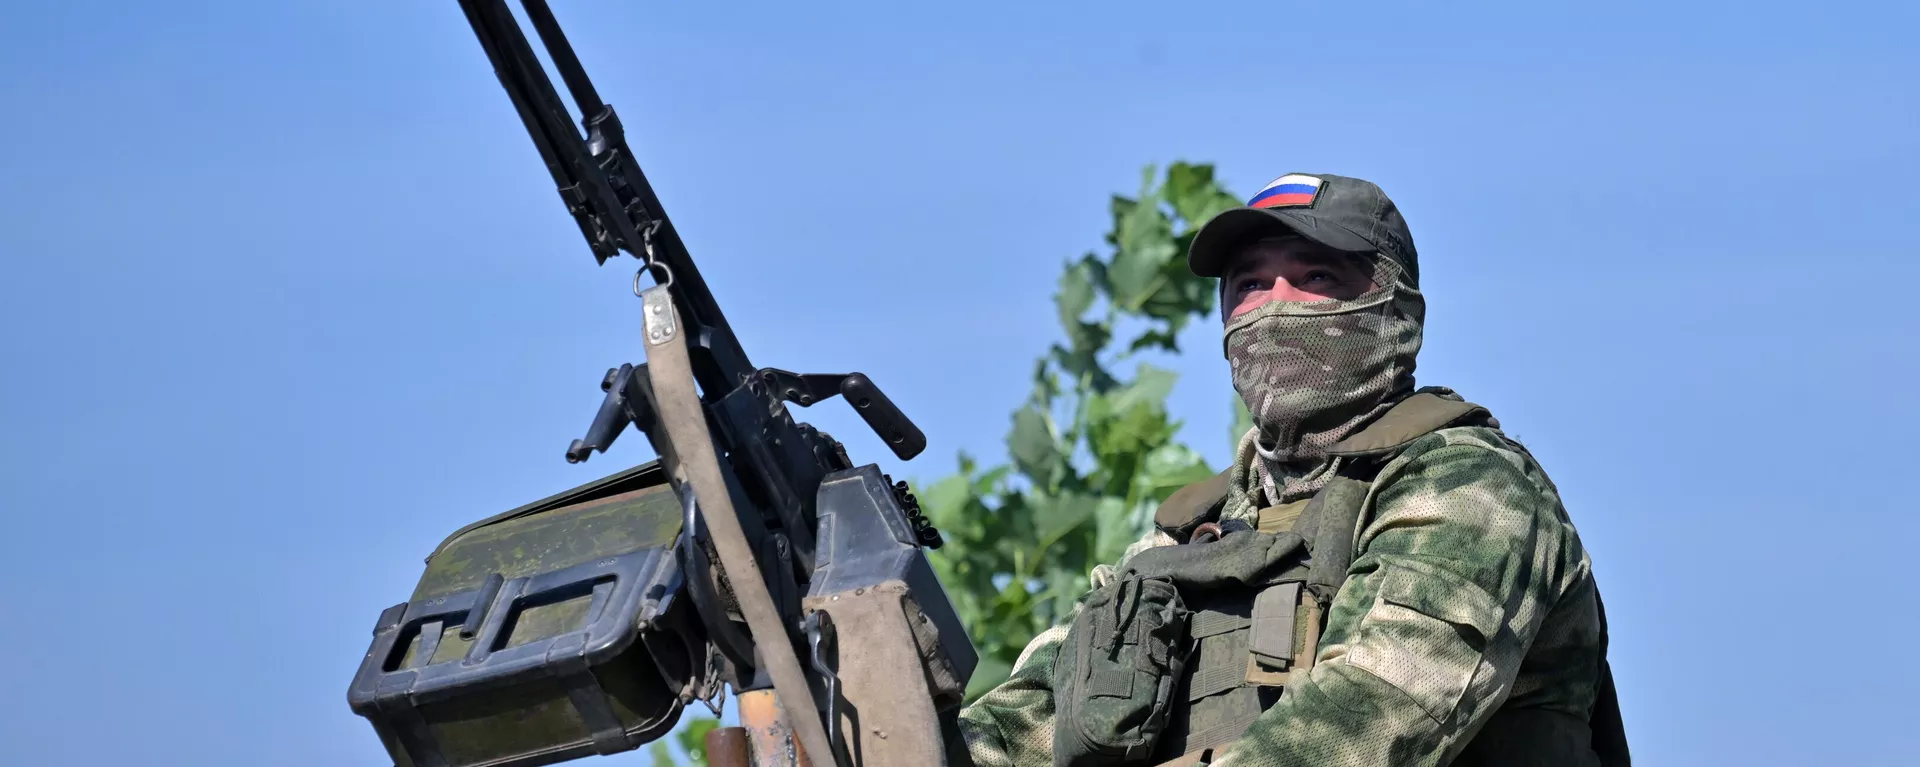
[{"xmin": 346, "ymin": 3, "xmax": 976, "ymax": 765}]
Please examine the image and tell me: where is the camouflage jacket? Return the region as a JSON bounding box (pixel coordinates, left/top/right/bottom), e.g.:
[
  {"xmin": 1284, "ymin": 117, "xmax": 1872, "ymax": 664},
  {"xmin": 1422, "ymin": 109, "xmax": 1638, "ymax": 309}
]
[{"xmin": 956, "ymin": 416, "xmax": 1607, "ymax": 767}]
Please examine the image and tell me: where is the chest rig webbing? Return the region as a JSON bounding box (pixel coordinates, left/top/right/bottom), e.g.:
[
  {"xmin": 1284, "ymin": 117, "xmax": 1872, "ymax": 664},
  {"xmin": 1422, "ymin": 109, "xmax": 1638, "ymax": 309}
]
[{"xmin": 1144, "ymin": 392, "xmax": 1496, "ymax": 764}]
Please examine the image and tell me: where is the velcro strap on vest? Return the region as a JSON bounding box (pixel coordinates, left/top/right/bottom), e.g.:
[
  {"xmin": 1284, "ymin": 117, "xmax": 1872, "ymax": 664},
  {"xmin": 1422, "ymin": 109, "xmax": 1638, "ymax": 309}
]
[
  {"xmin": 1188, "ymin": 650, "xmax": 1248, "ymax": 701},
  {"xmin": 1190, "ymin": 611, "xmax": 1250, "ymax": 639},
  {"xmin": 1256, "ymin": 500, "xmax": 1310, "ymax": 534},
  {"xmin": 1249, "ymin": 583, "xmax": 1300, "ymax": 668}
]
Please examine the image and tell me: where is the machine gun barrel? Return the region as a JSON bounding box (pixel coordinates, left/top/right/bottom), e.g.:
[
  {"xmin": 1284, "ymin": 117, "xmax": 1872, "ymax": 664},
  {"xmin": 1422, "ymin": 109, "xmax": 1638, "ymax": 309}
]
[
  {"xmin": 456, "ymin": 0, "xmax": 752, "ymax": 395},
  {"xmin": 385, "ymin": 5, "xmax": 977, "ymax": 767}
]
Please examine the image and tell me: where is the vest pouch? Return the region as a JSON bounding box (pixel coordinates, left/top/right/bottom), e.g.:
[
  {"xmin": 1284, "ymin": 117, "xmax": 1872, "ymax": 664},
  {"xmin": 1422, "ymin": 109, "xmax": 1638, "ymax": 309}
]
[{"xmin": 1053, "ymin": 574, "xmax": 1192, "ymax": 767}]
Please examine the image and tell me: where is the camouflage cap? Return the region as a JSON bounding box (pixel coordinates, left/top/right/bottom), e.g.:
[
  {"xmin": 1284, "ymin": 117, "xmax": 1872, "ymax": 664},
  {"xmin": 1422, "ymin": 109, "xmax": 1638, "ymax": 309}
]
[{"xmin": 1187, "ymin": 173, "xmax": 1420, "ymax": 287}]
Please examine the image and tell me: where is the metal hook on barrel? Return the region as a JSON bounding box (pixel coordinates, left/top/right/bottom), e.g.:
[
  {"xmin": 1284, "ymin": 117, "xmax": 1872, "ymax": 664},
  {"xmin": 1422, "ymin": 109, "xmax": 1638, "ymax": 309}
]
[
  {"xmin": 632, "ymin": 261, "xmax": 675, "ymax": 297},
  {"xmin": 631, "ymin": 219, "xmax": 674, "ymax": 294}
]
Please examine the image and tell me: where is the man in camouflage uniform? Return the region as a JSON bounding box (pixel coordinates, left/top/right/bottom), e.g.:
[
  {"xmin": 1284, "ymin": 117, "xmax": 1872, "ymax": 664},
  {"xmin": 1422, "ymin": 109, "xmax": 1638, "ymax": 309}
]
[{"xmin": 956, "ymin": 173, "xmax": 1627, "ymax": 766}]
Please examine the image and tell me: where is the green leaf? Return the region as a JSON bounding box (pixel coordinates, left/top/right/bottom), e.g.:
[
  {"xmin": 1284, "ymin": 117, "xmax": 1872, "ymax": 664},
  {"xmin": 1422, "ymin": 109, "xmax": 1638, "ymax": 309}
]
[
  {"xmin": 1138, "ymin": 443, "xmax": 1216, "ymax": 498},
  {"xmin": 1164, "ymin": 161, "xmax": 1244, "ymax": 231},
  {"xmin": 1086, "ymin": 403, "xmax": 1174, "ymax": 486},
  {"xmin": 1091, "ymin": 496, "xmax": 1142, "ymax": 565},
  {"xmin": 677, "ymin": 717, "xmax": 719, "ymax": 766},
  {"xmin": 1030, "ymin": 493, "xmax": 1099, "ymax": 548},
  {"xmin": 918, "ymin": 473, "xmax": 979, "ymax": 534},
  {"xmin": 1126, "ymin": 328, "xmax": 1180, "ymax": 355},
  {"xmin": 1031, "ymin": 356, "xmax": 1061, "ymax": 406},
  {"xmin": 1109, "ymin": 363, "xmax": 1177, "ymax": 413},
  {"xmin": 1167, "ymin": 163, "xmax": 1244, "ymax": 241},
  {"xmin": 973, "ymin": 464, "xmax": 1012, "ymax": 497},
  {"xmin": 1139, "ymin": 246, "xmax": 1219, "ymax": 327},
  {"xmin": 1049, "ymin": 341, "xmax": 1116, "ymax": 393},
  {"xmin": 1082, "ymin": 253, "xmax": 1112, "ymax": 296},
  {"xmin": 1008, "ymin": 405, "xmax": 1064, "ymax": 489},
  {"xmin": 1107, "ymin": 167, "xmax": 1182, "ymax": 310},
  {"xmin": 1061, "ymin": 321, "xmax": 1112, "ymax": 372},
  {"xmin": 1055, "ymin": 257, "xmax": 1097, "ymax": 333},
  {"xmin": 1039, "ymin": 566, "xmax": 1092, "ymax": 624},
  {"xmin": 1108, "ymin": 205, "xmax": 1178, "ymax": 310}
]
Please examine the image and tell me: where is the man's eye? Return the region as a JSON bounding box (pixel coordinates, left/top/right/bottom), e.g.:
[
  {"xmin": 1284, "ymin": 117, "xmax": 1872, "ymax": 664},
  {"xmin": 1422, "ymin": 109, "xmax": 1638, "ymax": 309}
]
[
  {"xmin": 1303, "ymin": 270, "xmax": 1341, "ymax": 285},
  {"xmin": 1234, "ymin": 277, "xmax": 1264, "ymax": 295}
]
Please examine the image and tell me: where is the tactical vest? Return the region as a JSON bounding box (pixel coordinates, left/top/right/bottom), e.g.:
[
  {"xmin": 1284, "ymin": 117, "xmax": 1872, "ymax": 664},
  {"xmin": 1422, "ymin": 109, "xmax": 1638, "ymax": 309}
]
[{"xmin": 1053, "ymin": 391, "xmax": 1630, "ymax": 767}]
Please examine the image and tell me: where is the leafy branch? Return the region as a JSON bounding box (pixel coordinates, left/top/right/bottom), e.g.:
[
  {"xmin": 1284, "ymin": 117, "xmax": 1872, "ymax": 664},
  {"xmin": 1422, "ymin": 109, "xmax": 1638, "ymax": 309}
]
[{"xmin": 917, "ymin": 162, "xmax": 1240, "ymax": 699}]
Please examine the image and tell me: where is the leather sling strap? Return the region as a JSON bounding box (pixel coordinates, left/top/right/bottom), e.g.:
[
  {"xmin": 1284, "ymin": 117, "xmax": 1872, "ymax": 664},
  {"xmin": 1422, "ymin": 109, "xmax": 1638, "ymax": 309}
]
[{"xmin": 640, "ymin": 285, "xmax": 835, "ymax": 765}]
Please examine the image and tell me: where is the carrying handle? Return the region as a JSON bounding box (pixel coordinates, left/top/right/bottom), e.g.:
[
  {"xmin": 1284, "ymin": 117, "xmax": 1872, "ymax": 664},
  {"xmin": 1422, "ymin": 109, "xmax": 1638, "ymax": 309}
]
[
  {"xmin": 839, "ymin": 373, "xmax": 925, "ymax": 460},
  {"xmin": 757, "ymin": 368, "xmax": 926, "ymax": 461}
]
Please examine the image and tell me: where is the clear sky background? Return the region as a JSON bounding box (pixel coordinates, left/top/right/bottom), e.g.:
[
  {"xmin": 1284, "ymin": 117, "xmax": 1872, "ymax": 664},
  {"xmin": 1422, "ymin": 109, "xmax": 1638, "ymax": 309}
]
[{"xmin": 3, "ymin": 1, "xmax": 1916, "ymax": 765}]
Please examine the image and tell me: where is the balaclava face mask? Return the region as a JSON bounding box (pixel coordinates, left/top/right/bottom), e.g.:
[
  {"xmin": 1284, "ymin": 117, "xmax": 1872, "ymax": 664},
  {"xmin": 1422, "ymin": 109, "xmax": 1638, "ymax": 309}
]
[{"xmin": 1223, "ymin": 245, "xmax": 1425, "ymax": 502}]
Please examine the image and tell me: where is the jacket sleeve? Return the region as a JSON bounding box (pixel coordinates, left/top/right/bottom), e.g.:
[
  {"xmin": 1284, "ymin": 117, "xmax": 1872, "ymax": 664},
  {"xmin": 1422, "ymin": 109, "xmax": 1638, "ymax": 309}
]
[
  {"xmin": 956, "ymin": 528, "xmax": 1176, "ymax": 767},
  {"xmin": 954, "ymin": 618, "xmax": 1073, "ymax": 767},
  {"xmin": 1212, "ymin": 437, "xmax": 1591, "ymax": 767}
]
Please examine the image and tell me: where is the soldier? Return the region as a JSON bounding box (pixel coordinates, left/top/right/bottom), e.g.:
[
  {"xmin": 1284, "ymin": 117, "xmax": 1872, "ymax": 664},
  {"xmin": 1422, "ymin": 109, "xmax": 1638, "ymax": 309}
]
[{"xmin": 956, "ymin": 173, "xmax": 1628, "ymax": 767}]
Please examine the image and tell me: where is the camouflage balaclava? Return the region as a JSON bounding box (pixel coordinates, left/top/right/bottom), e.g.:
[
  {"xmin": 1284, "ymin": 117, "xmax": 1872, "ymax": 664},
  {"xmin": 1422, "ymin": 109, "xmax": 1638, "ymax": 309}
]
[
  {"xmin": 1187, "ymin": 172, "xmax": 1427, "ymax": 505},
  {"xmin": 1222, "ymin": 245, "xmax": 1425, "ymax": 501}
]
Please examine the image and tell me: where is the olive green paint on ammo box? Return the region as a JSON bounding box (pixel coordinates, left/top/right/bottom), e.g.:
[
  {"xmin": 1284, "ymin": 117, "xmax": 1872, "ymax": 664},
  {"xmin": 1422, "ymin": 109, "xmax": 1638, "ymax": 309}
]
[{"xmin": 411, "ymin": 483, "xmax": 683, "ymax": 602}]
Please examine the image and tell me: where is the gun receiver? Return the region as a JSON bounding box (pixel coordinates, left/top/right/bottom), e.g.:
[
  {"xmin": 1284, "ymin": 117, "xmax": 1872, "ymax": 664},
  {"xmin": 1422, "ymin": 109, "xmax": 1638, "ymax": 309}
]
[{"xmin": 346, "ymin": 3, "xmax": 976, "ymax": 766}]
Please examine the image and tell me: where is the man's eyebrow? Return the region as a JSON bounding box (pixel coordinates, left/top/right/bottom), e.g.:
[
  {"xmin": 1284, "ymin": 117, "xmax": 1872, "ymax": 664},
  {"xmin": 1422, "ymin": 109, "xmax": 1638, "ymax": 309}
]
[
  {"xmin": 1288, "ymin": 250, "xmax": 1368, "ymax": 270},
  {"xmin": 1222, "ymin": 245, "xmax": 1371, "ymax": 284}
]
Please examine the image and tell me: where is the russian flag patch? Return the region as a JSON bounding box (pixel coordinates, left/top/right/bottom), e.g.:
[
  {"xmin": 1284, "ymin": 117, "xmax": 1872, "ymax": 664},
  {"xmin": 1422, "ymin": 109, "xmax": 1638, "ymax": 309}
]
[{"xmin": 1247, "ymin": 174, "xmax": 1322, "ymax": 209}]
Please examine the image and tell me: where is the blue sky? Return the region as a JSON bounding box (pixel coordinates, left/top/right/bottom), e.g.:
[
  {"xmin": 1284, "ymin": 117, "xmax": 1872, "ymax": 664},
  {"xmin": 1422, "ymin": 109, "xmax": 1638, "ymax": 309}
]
[{"xmin": 2, "ymin": 1, "xmax": 1916, "ymax": 764}]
